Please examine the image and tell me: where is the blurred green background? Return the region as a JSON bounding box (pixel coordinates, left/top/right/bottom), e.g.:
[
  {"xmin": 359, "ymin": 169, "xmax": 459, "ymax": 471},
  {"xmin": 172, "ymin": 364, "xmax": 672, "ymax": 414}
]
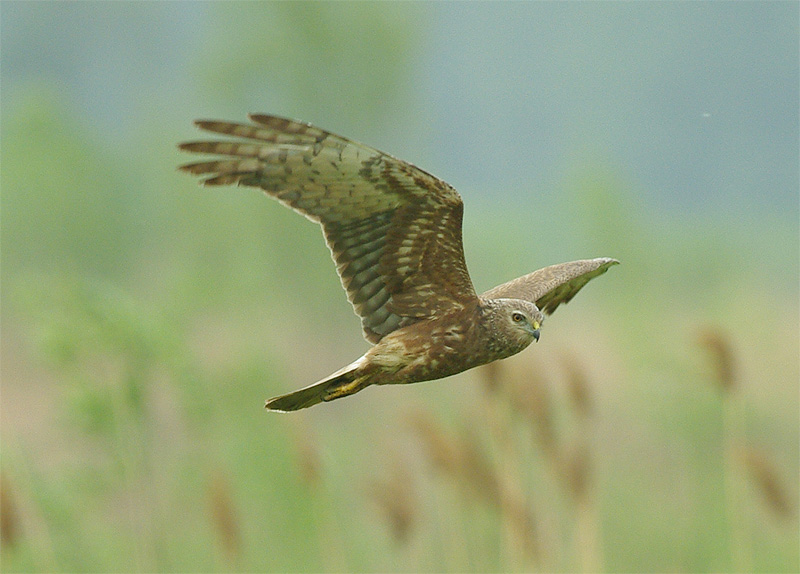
[{"xmin": 2, "ymin": 2, "xmax": 798, "ymax": 572}]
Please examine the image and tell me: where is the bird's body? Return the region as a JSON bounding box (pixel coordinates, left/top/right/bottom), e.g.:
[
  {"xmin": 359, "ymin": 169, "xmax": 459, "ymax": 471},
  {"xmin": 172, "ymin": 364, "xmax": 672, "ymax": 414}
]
[
  {"xmin": 265, "ymin": 297, "xmax": 542, "ymax": 411},
  {"xmin": 179, "ymin": 114, "xmax": 618, "ymax": 411}
]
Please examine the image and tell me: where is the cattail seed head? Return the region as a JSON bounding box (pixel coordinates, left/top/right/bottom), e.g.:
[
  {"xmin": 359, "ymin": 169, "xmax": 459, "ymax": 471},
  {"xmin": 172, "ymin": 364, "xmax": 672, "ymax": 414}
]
[
  {"xmin": 560, "ymin": 351, "xmax": 593, "ymax": 420},
  {"xmin": 207, "ymin": 471, "xmax": 241, "ymax": 562},
  {"xmin": 697, "ymin": 327, "xmax": 736, "ymax": 392},
  {"xmin": 738, "ymin": 446, "xmax": 795, "ymax": 520},
  {"xmin": 367, "ymin": 460, "xmax": 417, "ymax": 544},
  {"xmin": 0, "ymin": 473, "xmax": 20, "ymax": 549}
]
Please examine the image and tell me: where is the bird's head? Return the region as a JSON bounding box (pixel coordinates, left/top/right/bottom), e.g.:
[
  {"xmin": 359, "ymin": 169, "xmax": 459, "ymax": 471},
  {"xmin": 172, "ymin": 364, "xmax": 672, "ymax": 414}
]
[
  {"xmin": 507, "ymin": 302, "xmax": 543, "ymax": 342},
  {"xmin": 485, "ymin": 298, "xmax": 543, "ymax": 355}
]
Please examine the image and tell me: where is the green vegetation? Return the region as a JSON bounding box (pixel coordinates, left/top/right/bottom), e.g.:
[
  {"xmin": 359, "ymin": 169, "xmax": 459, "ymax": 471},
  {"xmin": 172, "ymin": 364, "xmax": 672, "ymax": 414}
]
[{"xmin": 2, "ymin": 5, "xmax": 797, "ymax": 572}]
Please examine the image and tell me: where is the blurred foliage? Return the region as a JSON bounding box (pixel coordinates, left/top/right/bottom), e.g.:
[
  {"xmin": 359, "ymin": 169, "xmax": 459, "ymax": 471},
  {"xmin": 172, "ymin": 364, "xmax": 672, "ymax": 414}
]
[
  {"xmin": 2, "ymin": 5, "xmax": 798, "ymax": 573},
  {"xmin": 194, "ymin": 2, "xmax": 423, "ymax": 132},
  {"xmin": 1, "ymin": 87, "xmax": 137, "ymax": 284}
]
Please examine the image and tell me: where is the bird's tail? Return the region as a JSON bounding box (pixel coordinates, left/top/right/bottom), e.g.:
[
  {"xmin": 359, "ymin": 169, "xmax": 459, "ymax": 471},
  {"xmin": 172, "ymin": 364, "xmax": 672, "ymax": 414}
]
[{"xmin": 264, "ymin": 358, "xmax": 370, "ymax": 412}]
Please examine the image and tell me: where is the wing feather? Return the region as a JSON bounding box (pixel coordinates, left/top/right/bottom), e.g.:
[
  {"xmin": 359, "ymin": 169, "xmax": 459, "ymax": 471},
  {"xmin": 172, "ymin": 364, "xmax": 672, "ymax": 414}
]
[
  {"xmin": 179, "ymin": 114, "xmax": 477, "ymax": 343},
  {"xmin": 481, "ymin": 258, "xmax": 619, "ymax": 315}
]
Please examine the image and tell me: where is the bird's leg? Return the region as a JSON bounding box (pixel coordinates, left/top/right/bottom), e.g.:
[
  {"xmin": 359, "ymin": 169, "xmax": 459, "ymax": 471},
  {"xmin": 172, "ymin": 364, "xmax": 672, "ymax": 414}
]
[{"xmin": 323, "ymin": 374, "xmax": 372, "ymax": 402}]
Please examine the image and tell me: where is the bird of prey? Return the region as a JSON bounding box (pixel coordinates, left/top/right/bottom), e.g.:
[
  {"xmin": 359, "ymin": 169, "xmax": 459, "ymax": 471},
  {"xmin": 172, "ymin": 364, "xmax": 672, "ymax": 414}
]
[{"xmin": 179, "ymin": 114, "xmax": 618, "ymax": 411}]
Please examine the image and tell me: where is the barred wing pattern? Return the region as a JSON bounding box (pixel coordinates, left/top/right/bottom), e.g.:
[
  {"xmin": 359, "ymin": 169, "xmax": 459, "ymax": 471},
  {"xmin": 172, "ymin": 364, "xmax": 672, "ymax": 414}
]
[
  {"xmin": 481, "ymin": 258, "xmax": 619, "ymax": 315},
  {"xmin": 179, "ymin": 114, "xmax": 477, "ymax": 343}
]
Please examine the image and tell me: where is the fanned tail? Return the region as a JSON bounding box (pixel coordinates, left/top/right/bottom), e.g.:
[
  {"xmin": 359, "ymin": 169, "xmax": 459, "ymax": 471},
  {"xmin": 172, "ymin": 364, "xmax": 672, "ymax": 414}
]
[{"xmin": 265, "ymin": 359, "xmax": 369, "ymax": 412}]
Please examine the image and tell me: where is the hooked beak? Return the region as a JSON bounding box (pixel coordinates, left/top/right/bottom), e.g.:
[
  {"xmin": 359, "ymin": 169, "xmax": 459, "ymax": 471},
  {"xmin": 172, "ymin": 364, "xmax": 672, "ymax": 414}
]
[{"xmin": 531, "ymin": 320, "xmax": 541, "ymax": 343}]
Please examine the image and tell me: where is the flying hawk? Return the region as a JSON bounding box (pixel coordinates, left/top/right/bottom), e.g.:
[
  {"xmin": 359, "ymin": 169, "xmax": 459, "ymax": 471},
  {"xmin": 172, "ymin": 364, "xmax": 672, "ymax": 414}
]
[{"xmin": 179, "ymin": 114, "xmax": 618, "ymax": 411}]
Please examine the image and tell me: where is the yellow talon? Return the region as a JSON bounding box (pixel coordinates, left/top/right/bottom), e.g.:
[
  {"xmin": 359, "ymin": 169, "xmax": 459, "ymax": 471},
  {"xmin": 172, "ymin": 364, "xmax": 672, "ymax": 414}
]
[{"xmin": 324, "ymin": 375, "xmax": 370, "ymax": 401}]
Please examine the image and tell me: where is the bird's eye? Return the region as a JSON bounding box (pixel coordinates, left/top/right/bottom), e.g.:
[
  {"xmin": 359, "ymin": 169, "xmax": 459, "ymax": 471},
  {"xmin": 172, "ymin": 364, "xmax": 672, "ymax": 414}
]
[{"xmin": 511, "ymin": 312, "xmax": 525, "ymax": 323}]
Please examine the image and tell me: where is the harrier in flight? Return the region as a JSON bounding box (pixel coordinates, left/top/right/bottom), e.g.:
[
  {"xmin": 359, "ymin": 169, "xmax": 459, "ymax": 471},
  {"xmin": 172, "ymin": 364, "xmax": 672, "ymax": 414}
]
[{"xmin": 179, "ymin": 115, "xmax": 618, "ymax": 411}]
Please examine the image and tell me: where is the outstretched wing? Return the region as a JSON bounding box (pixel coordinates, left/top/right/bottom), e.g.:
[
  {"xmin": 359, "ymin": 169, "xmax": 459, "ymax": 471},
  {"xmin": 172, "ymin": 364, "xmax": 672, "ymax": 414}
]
[
  {"xmin": 481, "ymin": 258, "xmax": 618, "ymax": 315},
  {"xmin": 179, "ymin": 114, "xmax": 477, "ymax": 343}
]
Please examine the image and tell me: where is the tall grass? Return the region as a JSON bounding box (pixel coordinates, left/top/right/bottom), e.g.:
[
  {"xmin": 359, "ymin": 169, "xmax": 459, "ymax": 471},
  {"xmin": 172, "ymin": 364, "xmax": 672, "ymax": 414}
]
[{"xmin": 2, "ymin": 267, "xmax": 797, "ymax": 572}]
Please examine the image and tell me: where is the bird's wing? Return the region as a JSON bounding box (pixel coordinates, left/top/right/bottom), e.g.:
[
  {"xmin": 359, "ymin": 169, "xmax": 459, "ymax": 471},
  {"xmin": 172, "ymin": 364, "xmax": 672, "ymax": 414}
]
[
  {"xmin": 179, "ymin": 114, "xmax": 477, "ymax": 343},
  {"xmin": 481, "ymin": 258, "xmax": 618, "ymax": 315}
]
